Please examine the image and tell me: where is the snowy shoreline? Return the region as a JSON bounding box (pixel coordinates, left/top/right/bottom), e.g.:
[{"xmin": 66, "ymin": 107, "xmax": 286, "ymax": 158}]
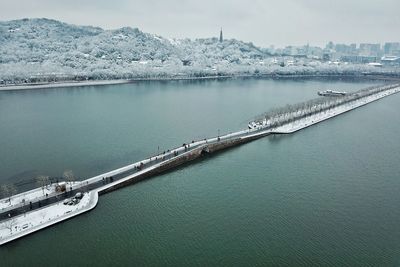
[
  {"xmin": 1, "ymin": 73, "xmax": 398, "ymax": 91},
  {"xmin": 0, "ymin": 76, "xmax": 238, "ymax": 91},
  {"xmin": 0, "ymin": 79, "xmax": 132, "ymax": 91}
]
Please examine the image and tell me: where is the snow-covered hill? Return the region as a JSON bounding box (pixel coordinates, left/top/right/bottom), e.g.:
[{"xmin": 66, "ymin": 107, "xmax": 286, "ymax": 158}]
[{"xmin": 0, "ymin": 18, "xmax": 397, "ymax": 83}]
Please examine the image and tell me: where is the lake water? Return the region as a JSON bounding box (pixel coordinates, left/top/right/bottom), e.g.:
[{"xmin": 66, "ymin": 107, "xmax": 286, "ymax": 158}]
[{"xmin": 1, "ymin": 78, "xmax": 400, "ymax": 266}]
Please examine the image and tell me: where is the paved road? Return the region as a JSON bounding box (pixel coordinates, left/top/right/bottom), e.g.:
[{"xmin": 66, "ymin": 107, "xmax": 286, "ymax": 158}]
[
  {"xmin": 0, "ymin": 135, "xmax": 244, "ymax": 221},
  {"xmin": 0, "ymin": 162, "xmax": 143, "ymax": 220}
]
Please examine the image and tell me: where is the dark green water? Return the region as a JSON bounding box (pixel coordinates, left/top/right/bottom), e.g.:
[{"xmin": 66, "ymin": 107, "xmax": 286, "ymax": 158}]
[{"xmin": 1, "ymin": 78, "xmax": 400, "ymax": 266}]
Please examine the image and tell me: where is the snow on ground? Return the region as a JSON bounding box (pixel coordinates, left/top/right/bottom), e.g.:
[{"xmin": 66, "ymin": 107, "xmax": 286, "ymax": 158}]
[
  {"xmin": 1, "ymin": 18, "xmax": 399, "ymax": 85},
  {"xmin": 0, "ymin": 191, "xmax": 97, "ymax": 244},
  {"xmin": 0, "ymin": 79, "xmax": 130, "ymax": 91},
  {"xmin": 0, "ymin": 181, "xmax": 82, "ymax": 212},
  {"xmin": 272, "ymin": 87, "xmax": 400, "ymax": 134}
]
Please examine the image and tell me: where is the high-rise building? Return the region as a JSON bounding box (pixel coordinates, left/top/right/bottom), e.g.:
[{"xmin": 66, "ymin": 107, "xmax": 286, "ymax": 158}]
[
  {"xmin": 335, "ymin": 44, "xmax": 353, "ymax": 54},
  {"xmin": 359, "ymin": 43, "xmax": 381, "ymax": 56},
  {"xmin": 326, "ymin": 41, "xmax": 334, "ymax": 50},
  {"xmin": 384, "ymin": 42, "xmax": 400, "ymax": 56},
  {"xmin": 350, "ymin": 43, "xmax": 357, "ymax": 54},
  {"xmin": 219, "ymin": 28, "xmax": 223, "ymax": 42}
]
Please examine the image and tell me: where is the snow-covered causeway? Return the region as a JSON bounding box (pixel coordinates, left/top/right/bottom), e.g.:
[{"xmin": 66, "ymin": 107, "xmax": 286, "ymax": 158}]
[
  {"xmin": 0, "ymin": 192, "xmax": 97, "ymax": 245},
  {"xmin": 1, "ymin": 83, "xmax": 399, "ymax": 246},
  {"xmin": 271, "ymin": 85, "xmax": 400, "ymax": 134}
]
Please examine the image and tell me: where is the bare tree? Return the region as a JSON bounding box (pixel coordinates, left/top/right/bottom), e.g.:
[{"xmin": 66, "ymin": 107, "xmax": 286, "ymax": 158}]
[
  {"xmin": 8, "ymin": 184, "xmax": 17, "ymax": 201},
  {"xmin": 0, "ymin": 184, "xmax": 10, "ymax": 200},
  {"xmin": 36, "ymin": 175, "xmax": 50, "ymax": 195},
  {"xmin": 0, "ymin": 184, "xmax": 17, "ymax": 203},
  {"xmin": 253, "ymin": 83, "xmax": 396, "ymax": 131},
  {"xmin": 63, "ymin": 170, "xmax": 75, "ymax": 189},
  {"xmin": 4, "ymin": 217, "xmax": 17, "ymax": 233}
]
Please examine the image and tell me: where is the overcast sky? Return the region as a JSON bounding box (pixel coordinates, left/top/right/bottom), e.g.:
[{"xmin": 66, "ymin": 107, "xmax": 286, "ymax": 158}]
[{"xmin": 1, "ymin": 0, "xmax": 399, "ymax": 47}]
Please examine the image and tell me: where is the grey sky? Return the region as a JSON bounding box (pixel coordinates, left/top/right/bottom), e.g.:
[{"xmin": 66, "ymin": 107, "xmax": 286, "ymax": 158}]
[{"xmin": 1, "ymin": 0, "xmax": 399, "ymax": 47}]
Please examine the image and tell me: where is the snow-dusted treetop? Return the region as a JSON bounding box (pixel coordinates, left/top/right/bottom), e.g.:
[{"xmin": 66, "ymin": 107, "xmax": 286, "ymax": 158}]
[{"xmin": 0, "ymin": 18, "xmax": 398, "ymax": 83}]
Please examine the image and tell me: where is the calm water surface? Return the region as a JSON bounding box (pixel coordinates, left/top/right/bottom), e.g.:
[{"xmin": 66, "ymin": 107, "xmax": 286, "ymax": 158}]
[{"xmin": 1, "ymin": 78, "xmax": 400, "ymax": 266}]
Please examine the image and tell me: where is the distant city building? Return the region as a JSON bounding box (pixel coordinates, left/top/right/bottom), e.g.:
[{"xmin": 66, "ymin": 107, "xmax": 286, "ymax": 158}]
[
  {"xmin": 219, "ymin": 28, "xmax": 223, "ymax": 42},
  {"xmin": 381, "ymin": 56, "xmax": 400, "ymax": 66},
  {"xmin": 341, "ymin": 55, "xmax": 378, "ymax": 63},
  {"xmin": 335, "ymin": 44, "xmax": 354, "ymax": 54},
  {"xmin": 359, "ymin": 43, "xmax": 381, "ymax": 56},
  {"xmin": 350, "ymin": 43, "xmax": 357, "ymax": 53},
  {"xmin": 383, "ymin": 42, "xmax": 400, "ymax": 56},
  {"xmin": 271, "ymin": 41, "xmax": 400, "ymax": 63},
  {"xmin": 326, "ymin": 41, "xmax": 334, "ymax": 50}
]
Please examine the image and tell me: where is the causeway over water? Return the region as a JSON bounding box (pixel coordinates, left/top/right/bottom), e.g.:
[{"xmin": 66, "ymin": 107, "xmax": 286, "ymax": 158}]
[{"xmin": 1, "ymin": 81, "xmax": 399, "ymax": 246}]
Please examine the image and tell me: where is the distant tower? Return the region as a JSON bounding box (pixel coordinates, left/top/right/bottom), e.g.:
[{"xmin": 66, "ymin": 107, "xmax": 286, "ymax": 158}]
[{"xmin": 219, "ymin": 28, "xmax": 223, "ymax": 42}]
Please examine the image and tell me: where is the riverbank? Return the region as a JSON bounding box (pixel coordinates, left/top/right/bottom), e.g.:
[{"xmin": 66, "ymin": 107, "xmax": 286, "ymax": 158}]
[
  {"xmin": 0, "ymin": 79, "xmax": 132, "ymax": 91},
  {"xmin": 0, "ymin": 75, "xmax": 242, "ymax": 91},
  {"xmin": 1, "ymin": 73, "xmax": 399, "ymax": 91}
]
